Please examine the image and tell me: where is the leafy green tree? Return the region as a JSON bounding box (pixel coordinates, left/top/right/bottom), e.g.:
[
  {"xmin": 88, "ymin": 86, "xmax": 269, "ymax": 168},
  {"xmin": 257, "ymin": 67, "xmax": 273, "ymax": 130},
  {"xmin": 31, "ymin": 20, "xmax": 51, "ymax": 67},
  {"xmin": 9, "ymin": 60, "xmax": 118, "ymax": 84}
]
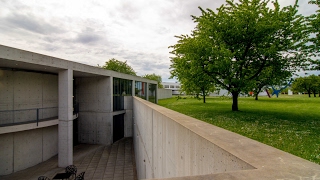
[
  {"xmin": 292, "ymin": 75, "xmax": 320, "ymax": 97},
  {"xmin": 142, "ymin": 73, "xmax": 163, "ymax": 88},
  {"xmin": 102, "ymin": 58, "xmax": 136, "ymax": 75},
  {"xmin": 179, "ymin": 76, "xmax": 215, "ymax": 103},
  {"xmin": 170, "ymin": 35, "xmax": 214, "ymax": 103},
  {"xmin": 310, "ymin": 75, "xmax": 320, "ymax": 96},
  {"xmin": 308, "ymin": 0, "xmax": 320, "ymax": 70},
  {"xmin": 251, "ymin": 65, "xmax": 291, "ymax": 100},
  {"xmin": 170, "ymin": 0, "xmax": 308, "ymax": 111}
]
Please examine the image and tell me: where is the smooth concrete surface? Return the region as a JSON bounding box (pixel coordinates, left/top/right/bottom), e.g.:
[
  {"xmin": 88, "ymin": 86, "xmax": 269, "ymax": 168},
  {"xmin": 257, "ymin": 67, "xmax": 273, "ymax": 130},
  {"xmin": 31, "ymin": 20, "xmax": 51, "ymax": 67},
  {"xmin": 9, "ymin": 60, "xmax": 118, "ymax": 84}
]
[
  {"xmin": 157, "ymin": 89, "xmax": 172, "ymax": 99},
  {"xmin": 76, "ymin": 77, "xmax": 134, "ymax": 146},
  {"xmin": 0, "ymin": 70, "xmax": 58, "ymax": 125},
  {"xmin": 58, "ymin": 69, "xmax": 73, "ymax": 167},
  {"xmin": 0, "ymin": 125, "xmax": 58, "ymax": 175},
  {"xmin": 133, "ymin": 97, "xmax": 320, "ymax": 180},
  {"xmin": 0, "ymin": 138, "xmax": 137, "ymax": 180},
  {"xmin": 76, "ymin": 77, "xmax": 112, "ymax": 113},
  {"xmin": 78, "ymin": 112, "xmax": 113, "ymax": 145},
  {"xmin": 0, "ymin": 44, "xmax": 157, "ymax": 84},
  {"xmin": 76, "ymin": 77, "xmax": 113, "ymax": 145},
  {"xmin": 124, "ymin": 96, "xmax": 133, "ymax": 138},
  {"xmin": 0, "ymin": 69, "xmax": 59, "ymax": 175}
]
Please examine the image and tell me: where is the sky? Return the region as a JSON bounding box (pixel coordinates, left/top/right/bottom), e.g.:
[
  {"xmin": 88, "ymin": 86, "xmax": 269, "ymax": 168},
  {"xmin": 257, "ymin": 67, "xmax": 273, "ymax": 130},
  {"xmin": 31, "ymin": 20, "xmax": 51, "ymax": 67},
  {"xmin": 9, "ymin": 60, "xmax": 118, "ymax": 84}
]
[{"xmin": 0, "ymin": 0, "xmax": 318, "ymax": 82}]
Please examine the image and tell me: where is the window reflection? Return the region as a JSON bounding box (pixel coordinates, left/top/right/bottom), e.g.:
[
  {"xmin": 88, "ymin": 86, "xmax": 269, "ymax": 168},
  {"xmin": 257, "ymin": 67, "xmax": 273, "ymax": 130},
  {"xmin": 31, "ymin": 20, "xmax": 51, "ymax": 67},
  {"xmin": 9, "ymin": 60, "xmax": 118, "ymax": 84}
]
[
  {"xmin": 148, "ymin": 83, "xmax": 157, "ymax": 103},
  {"xmin": 135, "ymin": 81, "xmax": 147, "ymax": 100},
  {"xmin": 113, "ymin": 78, "xmax": 132, "ymax": 111}
]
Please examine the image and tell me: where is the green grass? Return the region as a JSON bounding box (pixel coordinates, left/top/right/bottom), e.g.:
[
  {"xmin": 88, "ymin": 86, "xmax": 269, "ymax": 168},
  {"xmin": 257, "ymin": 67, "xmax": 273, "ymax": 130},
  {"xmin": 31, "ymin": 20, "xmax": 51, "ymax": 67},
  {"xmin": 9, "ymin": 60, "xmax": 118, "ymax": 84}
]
[{"xmin": 158, "ymin": 95, "xmax": 320, "ymax": 165}]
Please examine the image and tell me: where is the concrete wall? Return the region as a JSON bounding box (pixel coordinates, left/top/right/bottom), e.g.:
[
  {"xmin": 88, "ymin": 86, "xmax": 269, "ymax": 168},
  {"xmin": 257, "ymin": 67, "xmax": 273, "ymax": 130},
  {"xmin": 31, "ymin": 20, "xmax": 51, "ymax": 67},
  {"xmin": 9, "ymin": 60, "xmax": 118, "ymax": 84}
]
[
  {"xmin": 76, "ymin": 77, "xmax": 113, "ymax": 145},
  {"xmin": 157, "ymin": 89, "xmax": 172, "ymax": 99},
  {"xmin": 0, "ymin": 70, "xmax": 59, "ymax": 175},
  {"xmin": 76, "ymin": 77, "xmax": 134, "ymax": 145},
  {"xmin": 133, "ymin": 97, "xmax": 320, "ymax": 180},
  {"xmin": 0, "ymin": 70, "xmax": 58, "ymax": 125},
  {"xmin": 0, "ymin": 125, "xmax": 58, "ymax": 175},
  {"xmin": 133, "ymin": 98, "xmax": 254, "ymax": 179},
  {"xmin": 124, "ymin": 96, "xmax": 133, "ymax": 137}
]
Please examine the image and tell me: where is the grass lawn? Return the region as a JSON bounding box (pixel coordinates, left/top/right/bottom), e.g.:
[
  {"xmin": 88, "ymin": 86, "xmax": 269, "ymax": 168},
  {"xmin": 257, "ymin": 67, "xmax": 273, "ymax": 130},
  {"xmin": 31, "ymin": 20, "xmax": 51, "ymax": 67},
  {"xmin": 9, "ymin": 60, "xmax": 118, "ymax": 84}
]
[{"xmin": 158, "ymin": 95, "xmax": 320, "ymax": 165}]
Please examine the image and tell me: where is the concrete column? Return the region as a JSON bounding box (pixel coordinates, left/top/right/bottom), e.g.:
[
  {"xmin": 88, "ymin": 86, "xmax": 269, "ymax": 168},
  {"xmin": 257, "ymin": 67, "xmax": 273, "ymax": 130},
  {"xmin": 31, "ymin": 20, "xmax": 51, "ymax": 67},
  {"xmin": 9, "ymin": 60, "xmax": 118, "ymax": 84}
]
[
  {"xmin": 58, "ymin": 69, "xmax": 73, "ymax": 167},
  {"xmin": 146, "ymin": 83, "xmax": 149, "ymax": 101},
  {"xmin": 110, "ymin": 77, "xmax": 113, "ymax": 111},
  {"xmin": 155, "ymin": 84, "xmax": 158, "ymax": 104},
  {"xmin": 132, "ymin": 80, "xmax": 135, "ymax": 97}
]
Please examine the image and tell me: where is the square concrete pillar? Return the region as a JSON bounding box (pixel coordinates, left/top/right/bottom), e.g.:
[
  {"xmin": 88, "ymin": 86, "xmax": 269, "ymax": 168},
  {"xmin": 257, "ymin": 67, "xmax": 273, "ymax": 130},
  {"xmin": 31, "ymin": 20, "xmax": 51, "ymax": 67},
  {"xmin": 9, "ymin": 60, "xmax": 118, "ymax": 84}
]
[
  {"xmin": 132, "ymin": 80, "xmax": 135, "ymax": 96},
  {"xmin": 146, "ymin": 83, "xmax": 149, "ymax": 101},
  {"xmin": 58, "ymin": 69, "xmax": 73, "ymax": 167}
]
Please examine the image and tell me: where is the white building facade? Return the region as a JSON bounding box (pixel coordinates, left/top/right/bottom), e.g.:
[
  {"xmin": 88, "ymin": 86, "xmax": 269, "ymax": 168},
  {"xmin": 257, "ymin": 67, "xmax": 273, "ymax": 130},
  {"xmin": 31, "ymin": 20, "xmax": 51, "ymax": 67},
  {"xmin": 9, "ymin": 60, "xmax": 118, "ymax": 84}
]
[{"xmin": 162, "ymin": 82, "xmax": 183, "ymax": 95}]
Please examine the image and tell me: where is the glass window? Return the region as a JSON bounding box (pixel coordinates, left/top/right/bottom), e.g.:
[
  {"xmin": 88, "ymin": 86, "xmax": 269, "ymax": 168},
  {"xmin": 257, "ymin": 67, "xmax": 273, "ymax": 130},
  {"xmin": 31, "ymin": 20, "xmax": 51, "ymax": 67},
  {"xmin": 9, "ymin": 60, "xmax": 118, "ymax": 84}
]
[
  {"xmin": 176, "ymin": 85, "xmax": 180, "ymax": 88},
  {"xmin": 164, "ymin": 85, "xmax": 169, "ymax": 88},
  {"xmin": 148, "ymin": 83, "xmax": 157, "ymax": 103},
  {"xmin": 135, "ymin": 81, "xmax": 147, "ymax": 100},
  {"xmin": 113, "ymin": 78, "xmax": 132, "ymax": 111},
  {"xmin": 170, "ymin": 85, "xmax": 174, "ymax": 88}
]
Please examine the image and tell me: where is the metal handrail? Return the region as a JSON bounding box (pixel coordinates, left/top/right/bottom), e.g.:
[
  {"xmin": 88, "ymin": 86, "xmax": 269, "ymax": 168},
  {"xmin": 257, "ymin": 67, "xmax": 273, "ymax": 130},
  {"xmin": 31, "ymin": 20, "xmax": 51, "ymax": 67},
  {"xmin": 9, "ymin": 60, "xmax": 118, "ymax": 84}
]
[
  {"xmin": 0, "ymin": 107, "xmax": 58, "ymax": 127},
  {"xmin": 0, "ymin": 107, "xmax": 58, "ymax": 113}
]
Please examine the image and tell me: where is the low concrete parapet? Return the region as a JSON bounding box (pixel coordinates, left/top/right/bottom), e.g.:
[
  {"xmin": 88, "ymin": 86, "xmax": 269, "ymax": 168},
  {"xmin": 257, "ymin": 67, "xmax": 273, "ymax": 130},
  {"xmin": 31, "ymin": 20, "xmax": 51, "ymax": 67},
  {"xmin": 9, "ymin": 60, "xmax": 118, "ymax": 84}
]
[
  {"xmin": 133, "ymin": 97, "xmax": 320, "ymax": 179},
  {"xmin": 157, "ymin": 88, "xmax": 172, "ymax": 99}
]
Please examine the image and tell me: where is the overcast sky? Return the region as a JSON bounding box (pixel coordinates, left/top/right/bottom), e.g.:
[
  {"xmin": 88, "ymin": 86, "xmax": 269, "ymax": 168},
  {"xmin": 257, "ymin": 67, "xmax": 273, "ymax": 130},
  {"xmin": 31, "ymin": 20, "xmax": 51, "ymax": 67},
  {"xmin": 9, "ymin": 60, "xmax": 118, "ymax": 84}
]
[{"xmin": 0, "ymin": 0, "xmax": 318, "ymax": 81}]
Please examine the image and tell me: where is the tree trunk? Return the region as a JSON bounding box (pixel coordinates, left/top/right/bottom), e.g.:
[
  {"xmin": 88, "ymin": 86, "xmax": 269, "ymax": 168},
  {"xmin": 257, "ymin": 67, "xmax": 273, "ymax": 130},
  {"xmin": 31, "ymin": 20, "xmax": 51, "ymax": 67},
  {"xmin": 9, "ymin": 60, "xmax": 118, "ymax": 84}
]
[
  {"xmin": 202, "ymin": 89, "xmax": 206, "ymax": 103},
  {"xmin": 231, "ymin": 91, "xmax": 239, "ymax": 111},
  {"xmin": 254, "ymin": 86, "xmax": 262, "ymax": 100},
  {"xmin": 308, "ymin": 91, "xmax": 311, "ymax": 97}
]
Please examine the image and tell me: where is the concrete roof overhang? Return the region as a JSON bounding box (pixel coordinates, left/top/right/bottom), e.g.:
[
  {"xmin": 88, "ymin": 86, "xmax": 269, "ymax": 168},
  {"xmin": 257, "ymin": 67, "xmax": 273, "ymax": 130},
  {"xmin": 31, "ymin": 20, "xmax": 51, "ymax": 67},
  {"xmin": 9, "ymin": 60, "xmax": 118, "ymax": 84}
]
[{"xmin": 0, "ymin": 45, "xmax": 157, "ymax": 83}]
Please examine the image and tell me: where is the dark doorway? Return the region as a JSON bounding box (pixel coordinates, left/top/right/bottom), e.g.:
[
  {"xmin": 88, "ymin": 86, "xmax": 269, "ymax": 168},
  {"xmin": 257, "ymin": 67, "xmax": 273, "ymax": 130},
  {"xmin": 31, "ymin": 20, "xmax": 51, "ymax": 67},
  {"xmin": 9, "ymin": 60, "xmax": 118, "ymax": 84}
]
[
  {"xmin": 73, "ymin": 118, "xmax": 79, "ymax": 146},
  {"xmin": 113, "ymin": 114, "xmax": 124, "ymax": 143},
  {"xmin": 73, "ymin": 78, "xmax": 79, "ymax": 146}
]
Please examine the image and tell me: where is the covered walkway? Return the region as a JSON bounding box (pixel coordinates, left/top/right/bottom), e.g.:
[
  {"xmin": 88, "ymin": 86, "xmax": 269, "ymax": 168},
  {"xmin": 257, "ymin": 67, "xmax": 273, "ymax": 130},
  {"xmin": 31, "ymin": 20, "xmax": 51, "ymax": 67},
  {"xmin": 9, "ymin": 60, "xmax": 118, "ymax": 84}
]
[{"xmin": 0, "ymin": 138, "xmax": 137, "ymax": 180}]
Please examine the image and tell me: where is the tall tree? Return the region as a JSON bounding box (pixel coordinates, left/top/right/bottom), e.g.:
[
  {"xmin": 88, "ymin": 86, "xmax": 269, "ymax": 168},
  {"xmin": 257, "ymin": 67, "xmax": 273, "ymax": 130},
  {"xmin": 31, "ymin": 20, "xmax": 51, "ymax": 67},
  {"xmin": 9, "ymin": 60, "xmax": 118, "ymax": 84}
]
[
  {"xmin": 102, "ymin": 58, "xmax": 136, "ymax": 75},
  {"xmin": 170, "ymin": 35, "xmax": 214, "ymax": 103},
  {"xmin": 170, "ymin": 0, "xmax": 308, "ymax": 111},
  {"xmin": 142, "ymin": 73, "xmax": 163, "ymax": 88},
  {"xmin": 308, "ymin": 0, "xmax": 320, "ymax": 70},
  {"xmin": 310, "ymin": 75, "xmax": 320, "ymax": 96}
]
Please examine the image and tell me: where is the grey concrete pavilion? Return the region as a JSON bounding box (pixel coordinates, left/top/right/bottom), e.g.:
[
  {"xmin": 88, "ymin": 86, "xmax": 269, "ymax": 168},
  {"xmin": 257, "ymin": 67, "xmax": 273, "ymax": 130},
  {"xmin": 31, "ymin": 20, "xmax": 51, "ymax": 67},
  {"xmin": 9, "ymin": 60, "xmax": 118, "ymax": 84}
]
[{"xmin": 0, "ymin": 45, "xmax": 157, "ymax": 175}]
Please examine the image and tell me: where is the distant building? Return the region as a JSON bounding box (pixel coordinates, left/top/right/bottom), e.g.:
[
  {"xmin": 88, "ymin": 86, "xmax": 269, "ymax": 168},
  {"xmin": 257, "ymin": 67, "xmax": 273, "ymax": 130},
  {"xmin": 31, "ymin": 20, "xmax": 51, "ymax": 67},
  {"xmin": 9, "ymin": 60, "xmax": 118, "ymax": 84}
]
[{"xmin": 162, "ymin": 82, "xmax": 183, "ymax": 95}]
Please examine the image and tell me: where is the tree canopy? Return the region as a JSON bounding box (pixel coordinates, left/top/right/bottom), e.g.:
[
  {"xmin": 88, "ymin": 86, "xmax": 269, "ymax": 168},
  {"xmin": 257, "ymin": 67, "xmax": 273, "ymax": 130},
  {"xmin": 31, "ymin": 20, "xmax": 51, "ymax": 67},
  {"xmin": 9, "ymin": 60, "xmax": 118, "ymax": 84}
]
[
  {"xmin": 142, "ymin": 73, "xmax": 163, "ymax": 88},
  {"xmin": 292, "ymin": 75, "xmax": 320, "ymax": 97},
  {"xmin": 170, "ymin": 35, "xmax": 215, "ymax": 103},
  {"xmin": 308, "ymin": 0, "xmax": 320, "ymax": 70},
  {"xmin": 102, "ymin": 58, "xmax": 137, "ymax": 76},
  {"xmin": 170, "ymin": 0, "xmax": 308, "ymax": 111}
]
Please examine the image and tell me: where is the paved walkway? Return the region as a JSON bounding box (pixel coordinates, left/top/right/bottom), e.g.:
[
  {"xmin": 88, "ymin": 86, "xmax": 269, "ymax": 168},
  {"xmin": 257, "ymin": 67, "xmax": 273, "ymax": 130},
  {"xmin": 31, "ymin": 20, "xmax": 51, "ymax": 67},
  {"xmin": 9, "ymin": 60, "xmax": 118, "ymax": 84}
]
[{"xmin": 0, "ymin": 138, "xmax": 137, "ymax": 180}]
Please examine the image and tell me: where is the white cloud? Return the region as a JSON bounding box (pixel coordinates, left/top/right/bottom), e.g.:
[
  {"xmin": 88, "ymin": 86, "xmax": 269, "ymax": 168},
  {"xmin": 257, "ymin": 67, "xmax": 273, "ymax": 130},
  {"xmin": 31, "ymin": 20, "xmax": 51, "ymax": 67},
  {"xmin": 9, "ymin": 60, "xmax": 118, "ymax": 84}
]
[{"xmin": 0, "ymin": 0, "xmax": 318, "ymax": 82}]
